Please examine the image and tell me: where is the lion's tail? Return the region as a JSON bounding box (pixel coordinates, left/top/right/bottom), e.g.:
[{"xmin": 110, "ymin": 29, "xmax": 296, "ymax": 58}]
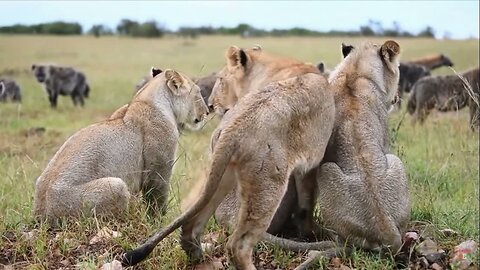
[{"xmin": 121, "ymin": 132, "xmax": 237, "ymax": 267}]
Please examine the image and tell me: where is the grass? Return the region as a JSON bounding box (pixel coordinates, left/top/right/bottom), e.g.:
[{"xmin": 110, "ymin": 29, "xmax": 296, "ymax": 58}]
[{"xmin": 0, "ymin": 35, "xmax": 479, "ymax": 269}]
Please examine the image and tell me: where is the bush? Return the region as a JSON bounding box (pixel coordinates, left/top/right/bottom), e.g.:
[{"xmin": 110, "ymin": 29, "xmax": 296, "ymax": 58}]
[{"xmin": 0, "ymin": 21, "xmax": 82, "ymax": 35}]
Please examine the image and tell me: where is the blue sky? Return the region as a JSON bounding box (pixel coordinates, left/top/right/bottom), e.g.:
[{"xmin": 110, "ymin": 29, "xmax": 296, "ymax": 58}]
[{"xmin": 1, "ymin": 1, "xmax": 478, "ymax": 39}]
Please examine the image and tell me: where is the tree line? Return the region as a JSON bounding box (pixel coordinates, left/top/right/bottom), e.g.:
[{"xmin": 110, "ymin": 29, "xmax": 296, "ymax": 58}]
[{"xmin": 0, "ymin": 19, "xmax": 436, "ymax": 38}]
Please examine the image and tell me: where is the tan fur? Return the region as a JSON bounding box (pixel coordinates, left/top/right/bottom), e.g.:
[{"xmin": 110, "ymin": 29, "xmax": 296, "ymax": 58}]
[
  {"xmin": 33, "ymin": 69, "xmax": 209, "ymax": 223},
  {"xmin": 208, "ymin": 46, "xmax": 320, "ymax": 115},
  {"xmin": 317, "ymin": 40, "xmax": 410, "ymax": 252},
  {"xmin": 123, "ymin": 72, "xmax": 336, "ymax": 269},
  {"xmin": 204, "ymin": 46, "xmax": 323, "ymax": 238}
]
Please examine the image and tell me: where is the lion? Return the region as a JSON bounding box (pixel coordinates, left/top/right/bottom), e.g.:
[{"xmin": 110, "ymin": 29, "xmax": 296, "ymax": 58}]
[
  {"xmin": 121, "ymin": 70, "xmax": 336, "ymax": 269},
  {"xmin": 316, "ymin": 41, "xmax": 410, "ymax": 253},
  {"xmin": 33, "ymin": 68, "xmax": 209, "ymax": 223},
  {"xmin": 204, "ymin": 46, "xmax": 323, "ymax": 239},
  {"xmin": 407, "ymin": 67, "xmax": 479, "ymax": 127},
  {"xmin": 32, "ymin": 64, "xmax": 90, "ymax": 108}
]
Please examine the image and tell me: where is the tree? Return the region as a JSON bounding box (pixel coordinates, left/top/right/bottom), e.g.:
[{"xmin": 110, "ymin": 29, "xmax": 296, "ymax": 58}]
[
  {"xmin": 88, "ymin": 24, "xmax": 113, "ymax": 37},
  {"xmin": 360, "ymin": 25, "xmax": 375, "ymax": 36},
  {"xmin": 117, "ymin": 19, "xmax": 138, "ymax": 35},
  {"xmin": 418, "ymin": 26, "xmax": 435, "ymax": 38},
  {"xmin": 39, "ymin": 21, "xmax": 82, "ymax": 35},
  {"xmin": 116, "ymin": 19, "xmax": 164, "ymax": 38}
]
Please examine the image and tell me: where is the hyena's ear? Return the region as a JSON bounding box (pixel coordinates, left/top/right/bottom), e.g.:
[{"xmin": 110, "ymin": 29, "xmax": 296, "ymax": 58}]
[
  {"xmin": 164, "ymin": 69, "xmax": 186, "ymax": 96},
  {"xmin": 317, "ymin": 62, "xmax": 325, "ymax": 73},
  {"xmin": 380, "ymin": 40, "xmax": 401, "ymax": 71},
  {"xmin": 342, "ymin": 43, "xmax": 354, "ymax": 58},
  {"xmin": 151, "ymin": 67, "xmax": 162, "ymax": 78},
  {"xmin": 226, "ymin": 45, "xmax": 248, "ymax": 71}
]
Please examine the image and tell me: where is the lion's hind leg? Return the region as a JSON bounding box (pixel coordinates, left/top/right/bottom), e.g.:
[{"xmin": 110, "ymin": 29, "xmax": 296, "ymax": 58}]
[
  {"xmin": 47, "ymin": 177, "xmax": 131, "ymax": 220},
  {"xmin": 317, "ymin": 162, "xmax": 382, "ymax": 250},
  {"xmin": 227, "ymin": 165, "xmax": 290, "ymax": 270},
  {"xmin": 384, "ymin": 154, "xmax": 410, "ymax": 237},
  {"xmin": 180, "ymin": 165, "xmax": 237, "ymax": 263}
]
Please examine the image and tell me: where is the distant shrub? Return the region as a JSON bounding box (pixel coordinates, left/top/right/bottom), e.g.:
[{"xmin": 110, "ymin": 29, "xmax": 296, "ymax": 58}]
[
  {"xmin": 88, "ymin": 24, "xmax": 113, "ymax": 37},
  {"xmin": 116, "ymin": 19, "xmax": 165, "ymax": 38},
  {"xmin": 0, "ymin": 21, "xmax": 82, "ymax": 35}
]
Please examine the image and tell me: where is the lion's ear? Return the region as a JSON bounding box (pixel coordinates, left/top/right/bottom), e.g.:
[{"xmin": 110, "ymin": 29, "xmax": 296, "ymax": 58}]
[
  {"xmin": 0, "ymin": 82, "xmax": 4, "ymax": 94},
  {"xmin": 31, "ymin": 64, "xmax": 36, "ymax": 71},
  {"xmin": 317, "ymin": 62, "xmax": 325, "ymax": 73},
  {"xmin": 151, "ymin": 67, "xmax": 162, "ymax": 78},
  {"xmin": 226, "ymin": 46, "xmax": 248, "ymax": 69},
  {"xmin": 380, "ymin": 40, "xmax": 400, "ymax": 63},
  {"xmin": 342, "ymin": 43, "xmax": 354, "ymax": 58},
  {"xmin": 165, "ymin": 69, "xmax": 186, "ymax": 96},
  {"xmin": 380, "ymin": 40, "xmax": 401, "ymax": 72}
]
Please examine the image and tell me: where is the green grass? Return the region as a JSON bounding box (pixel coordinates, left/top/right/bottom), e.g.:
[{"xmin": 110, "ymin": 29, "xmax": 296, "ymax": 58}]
[{"xmin": 0, "ymin": 35, "xmax": 478, "ymax": 269}]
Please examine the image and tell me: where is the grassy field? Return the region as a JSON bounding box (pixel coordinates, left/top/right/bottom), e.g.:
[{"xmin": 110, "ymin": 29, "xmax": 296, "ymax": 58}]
[{"xmin": 0, "ymin": 35, "xmax": 478, "ymax": 269}]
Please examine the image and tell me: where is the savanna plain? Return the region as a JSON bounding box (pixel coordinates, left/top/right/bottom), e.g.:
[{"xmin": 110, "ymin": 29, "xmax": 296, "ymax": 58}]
[{"xmin": 0, "ymin": 35, "xmax": 478, "ymax": 269}]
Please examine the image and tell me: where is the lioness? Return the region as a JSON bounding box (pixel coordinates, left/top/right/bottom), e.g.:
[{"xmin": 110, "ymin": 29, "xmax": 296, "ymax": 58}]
[
  {"xmin": 122, "ymin": 71, "xmax": 336, "ymax": 269},
  {"xmin": 206, "ymin": 46, "xmax": 323, "ymax": 239},
  {"xmin": 208, "ymin": 46, "xmax": 320, "ymax": 115},
  {"xmin": 33, "ymin": 68, "xmax": 209, "ymax": 222},
  {"xmin": 316, "ymin": 41, "xmax": 410, "ymax": 252}
]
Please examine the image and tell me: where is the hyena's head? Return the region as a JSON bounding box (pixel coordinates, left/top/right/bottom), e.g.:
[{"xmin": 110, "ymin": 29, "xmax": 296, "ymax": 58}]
[
  {"xmin": 441, "ymin": 54, "xmax": 454, "ymax": 67},
  {"xmin": 31, "ymin": 64, "xmax": 52, "ymax": 83}
]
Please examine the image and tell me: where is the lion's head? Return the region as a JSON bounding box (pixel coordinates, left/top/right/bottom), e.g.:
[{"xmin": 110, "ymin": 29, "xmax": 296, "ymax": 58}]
[
  {"xmin": 140, "ymin": 67, "xmax": 209, "ymax": 131},
  {"xmin": 331, "ymin": 40, "xmax": 401, "ymax": 110},
  {"xmin": 208, "ymin": 45, "xmax": 319, "ymax": 116}
]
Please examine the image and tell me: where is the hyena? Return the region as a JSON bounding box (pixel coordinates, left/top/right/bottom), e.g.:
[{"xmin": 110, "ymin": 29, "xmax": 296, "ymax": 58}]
[
  {"xmin": 0, "ymin": 78, "xmax": 22, "ymax": 103},
  {"xmin": 407, "ymin": 66, "xmax": 479, "ymax": 129},
  {"xmin": 405, "ymin": 53, "xmax": 454, "ymax": 71},
  {"xmin": 32, "ymin": 64, "xmax": 90, "ymax": 108},
  {"xmin": 396, "ymin": 63, "xmax": 431, "ymax": 108}
]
